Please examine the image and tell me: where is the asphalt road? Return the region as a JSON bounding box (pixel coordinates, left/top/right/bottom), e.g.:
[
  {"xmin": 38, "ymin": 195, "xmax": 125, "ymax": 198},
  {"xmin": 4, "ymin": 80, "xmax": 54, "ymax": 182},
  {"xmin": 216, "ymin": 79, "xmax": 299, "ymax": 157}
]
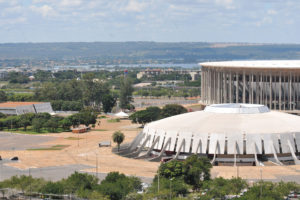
[
  {"xmin": 0, "ymin": 159, "xmax": 153, "ymax": 183},
  {"xmin": 0, "ymin": 132, "xmax": 55, "ymax": 151}
]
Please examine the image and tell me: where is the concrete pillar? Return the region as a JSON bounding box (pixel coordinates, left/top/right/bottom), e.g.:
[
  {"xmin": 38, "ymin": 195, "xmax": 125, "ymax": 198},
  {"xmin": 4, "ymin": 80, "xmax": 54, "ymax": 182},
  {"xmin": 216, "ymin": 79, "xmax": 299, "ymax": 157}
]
[
  {"xmin": 289, "ymin": 73, "xmax": 292, "ymax": 110},
  {"xmin": 243, "ymin": 71, "xmax": 246, "ymax": 103},
  {"xmin": 269, "ymin": 73, "xmax": 272, "ymax": 109},
  {"xmin": 251, "ymin": 73, "xmax": 254, "ymax": 104},
  {"xmin": 259, "ymin": 74, "xmax": 263, "ymax": 104},
  {"xmin": 229, "ymin": 72, "xmax": 232, "ymax": 103},
  {"xmin": 236, "ymin": 73, "xmax": 239, "ymax": 103},
  {"xmin": 279, "ymin": 73, "xmax": 282, "ymax": 110},
  {"xmin": 256, "ymin": 73, "xmax": 259, "ymax": 104},
  {"xmin": 223, "ymin": 72, "xmax": 227, "ymax": 103}
]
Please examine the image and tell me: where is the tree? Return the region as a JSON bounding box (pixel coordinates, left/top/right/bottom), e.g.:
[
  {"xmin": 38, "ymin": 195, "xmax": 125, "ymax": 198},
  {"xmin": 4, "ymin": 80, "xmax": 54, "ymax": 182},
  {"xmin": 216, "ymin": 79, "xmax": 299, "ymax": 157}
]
[
  {"xmin": 102, "ymin": 94, "xmax": 116, "ymax": 113},
  {"xmin": 182, "ymin": 155, "xmax": 212, "ymax": 189},
  {"xmin": 112, "ymin": 131, "xmax": 125, "ymax": 151},
  {"xmin": 32, "ymin": 118, "xmax": 43, "ymax": 132},
  {"xmin": 63, "ymin": 172, "xmax": 98, "ymax": 195},
  {"xmin": 44, "ymin": 118, "xmax": 59, "ymax": 132},
  {"xmin": 160, "ymin": 104, "xmax": 187, "ymax": 118},
  {"xmin": 0, "ymin": 91, "xmax": 7, "ymax": 102},
  {"xmin": 129, "ymin": 106, "xmax": 161, "ymax": 125},
  {"xmin": 60, "ymin": 118, "xmax": 72, "ymax": 131},
  {"xmin": 18, "ymin": 113, "xmax": 35, "ymax": 131},
  {"xmin": 158, "ymin": 160, "xmax": 184, "ymax": 179},
  {"xmin": 119, "ymin": 77, "xmax": 134, "ymax": 109},
  {"xmin": 99, "ymin": 172, "xmax": 141, "ymax": 200}
]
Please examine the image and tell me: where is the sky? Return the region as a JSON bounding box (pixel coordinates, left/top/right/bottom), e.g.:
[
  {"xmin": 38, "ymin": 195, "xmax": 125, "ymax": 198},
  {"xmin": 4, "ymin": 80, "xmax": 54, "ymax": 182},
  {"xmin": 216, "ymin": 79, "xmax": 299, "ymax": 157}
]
[{"xmin": 0, "ymin": 0, "xmax": 299, "ymax": 43}]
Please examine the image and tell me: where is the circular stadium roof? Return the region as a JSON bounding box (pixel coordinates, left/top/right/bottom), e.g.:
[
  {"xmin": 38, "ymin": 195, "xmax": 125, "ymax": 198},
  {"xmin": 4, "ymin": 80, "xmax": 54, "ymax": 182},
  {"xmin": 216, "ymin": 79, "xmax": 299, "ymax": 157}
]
[
  {"xmin": 145, "ymin": 104, "xmax": 300, "ymax": 135},
  {"xmin": 200, "ymin": 60, "xmax": 300, "ymax": 69}
]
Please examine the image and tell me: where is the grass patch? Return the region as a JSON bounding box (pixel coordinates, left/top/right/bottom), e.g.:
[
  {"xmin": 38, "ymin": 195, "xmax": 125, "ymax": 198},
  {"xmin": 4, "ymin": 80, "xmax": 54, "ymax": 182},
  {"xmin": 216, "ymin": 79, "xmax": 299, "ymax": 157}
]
[
  {"xmin": 64, "ymin": 137, "xmax": 83, "ymax": 140},
  {"xmin": 107, "ymin": 118, "xmax": 120, "ymax": 123},
  {"xmin": 27, "ymin": 145, "xmax": 70, "ymax": 151},
  {"xmin": 98, "ymin": 115, "xmax": 107, "ymax": 119}
]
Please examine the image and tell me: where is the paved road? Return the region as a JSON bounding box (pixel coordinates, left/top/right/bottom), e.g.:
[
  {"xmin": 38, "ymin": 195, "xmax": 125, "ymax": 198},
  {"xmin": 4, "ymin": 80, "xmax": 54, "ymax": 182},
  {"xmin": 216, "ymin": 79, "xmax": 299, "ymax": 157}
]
[
  {"xmin": 0, "ymin": 132, "xmax": 55, "ymax": 150},
  {"xmin": 0, "ymin": 159, "xmax": 153, "ymax": 183}
]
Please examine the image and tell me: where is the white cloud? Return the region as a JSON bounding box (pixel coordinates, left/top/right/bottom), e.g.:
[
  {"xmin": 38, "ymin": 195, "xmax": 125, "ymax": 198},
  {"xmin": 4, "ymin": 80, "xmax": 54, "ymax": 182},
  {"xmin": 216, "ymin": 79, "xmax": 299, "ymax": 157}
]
[
  {"xmin": 0, "ymin": 16, "xmax": 26, "ymax": 26},
  {"xmin": 255, "ymin": 16, "xmax": 272, "ymax": 27},
  {"xmin": 30, "ymin": 5, "xmax": 57, "ymax": 17},
  {"xmin": 122, "ymin": 0, "xmax": 147, "ymax": 12},
  {"xmin": 215, "ymin": 0, "xmax": 235, "ymax": 9},
  {"xmin": 267, "ymin": 9, "xmax": 277, "ymax": 15},
  {"xmin": 60, "ymin": 0, "xmax": 82, "ymax": 7}
]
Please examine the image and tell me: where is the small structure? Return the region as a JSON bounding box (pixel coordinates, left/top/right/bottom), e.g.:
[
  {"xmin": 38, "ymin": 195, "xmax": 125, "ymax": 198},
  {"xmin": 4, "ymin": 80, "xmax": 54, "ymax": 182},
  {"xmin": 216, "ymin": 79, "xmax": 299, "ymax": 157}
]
[
  {"xmin": 115, "ymin": 111, "xmax": 129, "ymax": 119},
  {"xmin": 0, "ymin": 102, "xmax": 54, "ymax": 115},
  {"xmin": 99, "ymin": 141, "xmax": 111, "ymax": 147},
  {"xmin": 71, "ymin": 126, "xmax": 89, "ymax": 134}
]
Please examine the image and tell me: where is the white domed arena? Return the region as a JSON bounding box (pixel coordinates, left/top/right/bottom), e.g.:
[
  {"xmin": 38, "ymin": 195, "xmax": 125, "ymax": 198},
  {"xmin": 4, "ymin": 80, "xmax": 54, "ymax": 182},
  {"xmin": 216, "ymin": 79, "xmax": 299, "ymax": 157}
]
[{"xmin": 119, "ymin": 104, "xmax": 300, "ymax": 166}]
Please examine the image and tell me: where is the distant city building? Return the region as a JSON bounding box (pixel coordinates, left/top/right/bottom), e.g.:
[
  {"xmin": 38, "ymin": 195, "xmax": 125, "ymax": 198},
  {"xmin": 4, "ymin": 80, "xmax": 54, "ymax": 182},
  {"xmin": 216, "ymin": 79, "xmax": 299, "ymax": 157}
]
[
  {"xmin": 119, "ymin": 104, "xmax": 300, "ymax": 166},
  {"xmin": 200, "ymin": 60, "xmax": 300, "ymax": 110},
  {"xmin": 0, "ymin": 102, "xmax": 54, "ymax": 115},
  {"xmin": 136, "ymin": 68, "xmax": 201, "ymax": 80}
]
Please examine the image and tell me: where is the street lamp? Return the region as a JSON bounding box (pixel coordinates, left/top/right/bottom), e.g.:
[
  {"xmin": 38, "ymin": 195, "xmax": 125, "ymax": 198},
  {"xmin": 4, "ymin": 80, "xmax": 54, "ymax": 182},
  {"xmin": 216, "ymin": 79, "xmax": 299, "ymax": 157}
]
[{"xmin": 169, "ymin": 178, "xmax": 174, "ymax": 200}]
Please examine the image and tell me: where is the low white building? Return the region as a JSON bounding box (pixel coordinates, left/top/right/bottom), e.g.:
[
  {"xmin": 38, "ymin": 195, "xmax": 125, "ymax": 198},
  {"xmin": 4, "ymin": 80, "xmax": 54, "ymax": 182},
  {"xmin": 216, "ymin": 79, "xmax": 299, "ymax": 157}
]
[{"xmin": 121, "ymin": 103, "xmax": 300, "ymax": 166}]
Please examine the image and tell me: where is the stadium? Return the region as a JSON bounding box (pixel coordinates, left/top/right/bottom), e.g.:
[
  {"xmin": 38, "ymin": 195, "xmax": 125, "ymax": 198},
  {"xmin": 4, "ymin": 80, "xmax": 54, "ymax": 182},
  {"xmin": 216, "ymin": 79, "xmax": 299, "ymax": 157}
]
[
  {"xmin": 200, "ymin": 60, "xmax": 300, "ymax": 110},
  {"xmin": 121, "ymin": 104, "xmax": 300, "ymax": 166}
]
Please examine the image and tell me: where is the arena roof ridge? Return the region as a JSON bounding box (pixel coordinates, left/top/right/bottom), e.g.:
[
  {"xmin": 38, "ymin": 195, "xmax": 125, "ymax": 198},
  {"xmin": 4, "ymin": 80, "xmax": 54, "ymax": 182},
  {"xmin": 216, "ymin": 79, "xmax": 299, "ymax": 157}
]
[{"xmin": 200, "ymin": 60, "xmax": 300, "ymax": 69}]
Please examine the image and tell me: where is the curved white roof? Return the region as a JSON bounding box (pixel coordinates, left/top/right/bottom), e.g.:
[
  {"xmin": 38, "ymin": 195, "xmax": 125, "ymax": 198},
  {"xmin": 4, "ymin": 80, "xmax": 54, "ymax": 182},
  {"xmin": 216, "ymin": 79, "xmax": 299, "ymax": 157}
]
[
  {"xmin": 200, "ymin": 60, "xmax": 300, "ymax": 69},
  {"xmin": 204, "ymin": 104, "xmax": 269, "ymax": 114},
  {"xmin": 145, "ymin": 104, "xmax": 300, "ymax": 135}
]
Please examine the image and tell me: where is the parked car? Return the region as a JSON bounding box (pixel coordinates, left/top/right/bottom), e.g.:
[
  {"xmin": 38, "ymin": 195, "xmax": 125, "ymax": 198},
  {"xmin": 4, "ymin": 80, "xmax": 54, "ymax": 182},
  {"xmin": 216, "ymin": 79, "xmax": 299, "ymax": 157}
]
[{"xmin": 11, "ymin": 156, "xmax": 18, "ymax": 161}]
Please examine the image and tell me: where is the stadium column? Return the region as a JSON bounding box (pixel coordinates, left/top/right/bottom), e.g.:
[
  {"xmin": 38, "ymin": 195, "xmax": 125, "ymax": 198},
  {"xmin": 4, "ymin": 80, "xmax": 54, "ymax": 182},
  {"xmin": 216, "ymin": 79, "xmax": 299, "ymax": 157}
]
[
  {"xmin": 279, "ymin": 73, "xmax": 282, "ymax": 110},
  {"xmin": 223, "ymin": 71, "xmax": 226, "ymax": 103},
  {"xmin": 250, "ymin": 73, "xmax": 254, "ymax": 104},
  {"xmin": 260, "ymin": 73, "xmax": 263, "ymax": 105},
  {"xmin": 255, "ymin": 73, "xmax": 259, "ymax": 104},
  {"xmin": 229, "ymin": 71, "xmax": 233, "ymax": 103},
  {"xmin": 217, "ymin": 72, "xmax": 221, "ymax": 103},
  {"xmin": 269, "ymin": 72, "xmax": 272, "ymax": 109},
  {"xmin": 289, "ymin": 72, "xmax": 292, "ymax": 110},
  {"xmin": 235, "ymin": 72, "xmax": 239, "ymax": 103},
  {"xmin": 243, "ymin": 71, "xmax": 246, "ymax": 103},
  {"xmin": 297, "ymin": 75, "xmax": 299, "ymax": 109}
]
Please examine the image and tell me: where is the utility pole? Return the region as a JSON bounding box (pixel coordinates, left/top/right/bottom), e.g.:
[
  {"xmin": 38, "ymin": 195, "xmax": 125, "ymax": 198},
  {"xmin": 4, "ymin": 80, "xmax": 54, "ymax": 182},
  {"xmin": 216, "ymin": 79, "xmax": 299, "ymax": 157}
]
[
  {"xmin": 29, "ymin": 167, "xmax": 32, "ymax": 200},
  {"xmin": 260, "ymin": 168, "xmax": 263, "ymax": 199},
  {"xmin": 95, "ymin": 153, "xmax": 98, "ymax": 180},
  {"xmin": 157, "ymin": 171, "xmax": 160, "ymax": 193}
]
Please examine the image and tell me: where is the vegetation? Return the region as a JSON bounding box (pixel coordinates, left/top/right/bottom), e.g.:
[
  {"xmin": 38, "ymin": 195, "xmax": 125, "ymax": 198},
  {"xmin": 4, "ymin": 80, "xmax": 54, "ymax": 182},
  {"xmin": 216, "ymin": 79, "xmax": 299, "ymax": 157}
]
[
  {"xmin": 0, "ymin": 162, "xmax": 299, "ymax": 200},
  {"xmin": 119, "ymin": 77, "xmax": 134, "ymax": 109},
  {"xmin": 107, "ymin": 118, "xmax": 121, "ymax": 123},
  {"xmin": 0, "ymin": 171, "xmax": 141, "ymax": 200},
  {"xmin": 129, "ymin": 104, "xmax": 187, "ymax": 125},
  {"xmin": 112, "ymin": 131, "xmax": 125, "ymax": 151},
  {"xmin": 0, "ymin": 110, "xmax": 96, "ymax": 134}
]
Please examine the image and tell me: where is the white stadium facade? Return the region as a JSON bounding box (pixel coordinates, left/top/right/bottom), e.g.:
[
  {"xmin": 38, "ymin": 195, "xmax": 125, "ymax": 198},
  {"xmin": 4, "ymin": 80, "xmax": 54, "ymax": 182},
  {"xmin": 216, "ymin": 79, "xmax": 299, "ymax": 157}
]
[
  {"xmin": 200, "ymin": 60, "xmax": 300, "ymax": 110},
  {"xmin": 121, "ymin": 104, "xmax": 300, "ymax": 166}
]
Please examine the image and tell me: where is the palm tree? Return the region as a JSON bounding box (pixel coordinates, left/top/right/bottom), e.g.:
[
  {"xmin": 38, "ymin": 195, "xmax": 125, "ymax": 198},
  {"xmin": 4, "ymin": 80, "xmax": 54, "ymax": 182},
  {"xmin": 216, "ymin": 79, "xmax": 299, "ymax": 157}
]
[{"xmin": 112, "ymin": 131, "xmax": 125, "ymax": 152}]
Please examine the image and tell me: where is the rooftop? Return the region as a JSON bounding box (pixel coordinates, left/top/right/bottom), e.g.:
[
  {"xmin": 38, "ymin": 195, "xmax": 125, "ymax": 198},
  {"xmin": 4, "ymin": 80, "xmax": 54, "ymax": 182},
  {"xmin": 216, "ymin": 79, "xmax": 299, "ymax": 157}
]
[
  {"xmin": 200, "ymin": 60, "xmax": 300, "ymax": 69},
  {"xmin": 0, "ymin": 102, "xmax": 43, "ymax": 108},
  {"xmin": 204, "ymin": 104, "xmax": 270, "ymax": 114}
]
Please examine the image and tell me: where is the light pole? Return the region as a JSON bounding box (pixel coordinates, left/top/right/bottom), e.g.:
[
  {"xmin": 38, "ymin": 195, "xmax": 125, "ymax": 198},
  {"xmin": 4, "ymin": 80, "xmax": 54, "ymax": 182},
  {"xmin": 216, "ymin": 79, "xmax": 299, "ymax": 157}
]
[
  {"xmin": 260, "ymin": 168, "xmax": 263, "ymax": 199},
  {"xmin": 169, "ymin": 178, "xmax": 174, "ymax": 200},
  {"xmin": 95, "ymin": 152, "xmax": 98, "ymax": 180},
  {"xmin": 29, "ymin": 167, "xmax": 32, "ymax": 200}
]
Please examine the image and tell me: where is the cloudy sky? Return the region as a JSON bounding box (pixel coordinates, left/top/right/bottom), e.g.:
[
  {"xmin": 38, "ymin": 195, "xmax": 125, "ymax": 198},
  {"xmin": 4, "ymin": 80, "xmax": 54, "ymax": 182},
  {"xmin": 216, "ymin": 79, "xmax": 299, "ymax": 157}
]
[{"xmin": 0, "ymin": 0, "xmax": 299, "ymax": 43}]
